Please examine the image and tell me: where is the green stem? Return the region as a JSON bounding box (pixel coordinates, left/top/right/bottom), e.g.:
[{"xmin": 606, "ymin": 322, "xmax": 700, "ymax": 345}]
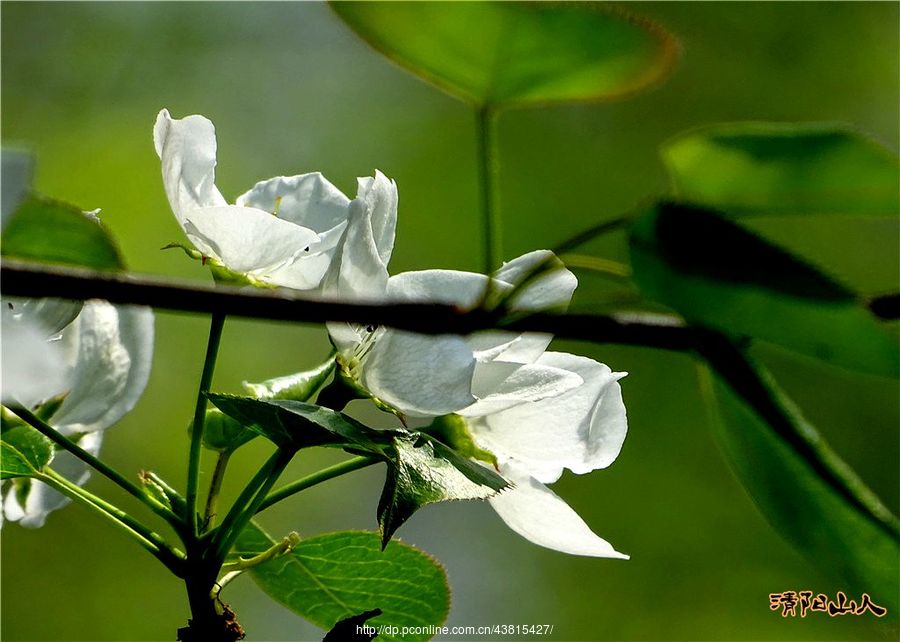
[
  {"xmin": 476, "ymin": 105, "xmax": 502, "ymax": 274},
  {"xmin": 215, "ymin": 531, "xmax": 300, "ymax": 597},
  {"xmin": 187, "ymin": 313, "xmax": 226, "ymax": 537},
  {"xmin": 7, "ymin": 404, "xmax": 182, "ymax": 532},
  {"xmin": 38, "ymin": 469, "xmax": 185, "ymax": 576},
  {"xmin": 221, "ymin": 531, "xmax": 300, "ymax": 574},
  {"xmin": 255, "ymin": 455, "xmax": 377, "ymax": 515},
  {"xmin": 202, "ymin": 451, "xmax": 231, "ymax": 532},
  {"xmin": 211, "ymin": 449, "xmax": 293, "ymax": 563},
  {"xmin": 559, "ymin": 254, "xmax": 633, "ymax": 280},
  {"xmin": 552, "ymin": 213, "xmax": 635, "ymax": 255}
]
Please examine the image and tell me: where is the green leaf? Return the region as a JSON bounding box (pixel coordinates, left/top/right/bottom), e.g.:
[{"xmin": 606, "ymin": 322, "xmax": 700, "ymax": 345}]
[
  {"xmin": 378, "ymin": 434, "xmax": 509, "ymax": 548},
  {"xmin": 207, "ymin": 394, "xmax": 395, "ymax": 454},
  {"xmin": 331, "ymin": 1, "xmax": 678, "ymax": 107},
  {"xmin": 629, "ymin": 202, "xmax": 899, "ymax": 377},
  {"xmin": 2, "ymin": 195, "xmax": 125, "ymax": 270},
  {"xmin": 241, "ymin": 359, "xmax": 335, "ymax": 401},
  {"xmin": 663, "ymin": 123, "xmax": 900, "ymax": 217},
  {"xmin": 200, "ymin": 408, "xmax": 257, "ymax": 454},
  {"xmin": 323, "ymin": 608, "xmax": 382, "ymax": 642},
  {"xmin": 237, "ymin": 524, "xmax": 450, "ymax": 642},
  {"xmin": 699, "ymin": 360, "xmax": 899, "ymax": 611},
  {"xmin": 139, "ymin": 471, "xmax": 187, "ymax": 519},
  {"xmin": 203, "ymin": 361, "xmax": 337, "ymax": 453},
  {"xmin": 211, "ymin": 395, "xmax": 510, "ymax": 543},
  {"xmin": 1, "ymin": 424, "xmax": 53, "ymax": 479}
]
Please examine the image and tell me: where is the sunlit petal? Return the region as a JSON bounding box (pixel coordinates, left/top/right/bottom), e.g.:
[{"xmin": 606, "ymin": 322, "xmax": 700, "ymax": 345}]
[{"xmin": 489, "ymin": 462, "xmax": 628, "ymax": 558}]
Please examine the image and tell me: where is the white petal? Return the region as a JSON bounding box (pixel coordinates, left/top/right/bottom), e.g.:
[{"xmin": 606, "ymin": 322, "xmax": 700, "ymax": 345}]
[
  {"xmin": 327, "ymin": 200, "xmax": 388, "ymax": 298},
  {"xmin": 50, "ymin": 303, "xmax": 154, "ymax": 435},
  {"xmin": 326, "ymin": 321, "xmax": 364, "ymax": 355},
  {"xmin": 387, "ymin": 269, "xmax": 510, "ymax": 306},
  {"xmin": 461, "ymin": 361, "xmax": 583, "ymax": 417},
  {"xmin": 0, "ymin": 309, "xmax": 69, "ymax": 407},
  {"xmin": 183, "ymin": 205, "xmax": 323, "ymax": 289},
  {"xmin": 489, "ymin": 462, "xmax": 628, "ymax": 559},
  {"xmin": 236, "ymin": 172, "xmax": 351, "ymax": 234},
  {"xmin": 328, "ymin": 172, "xmax": 398, "ymax": 299},
  {"xmin": 471, "ymin": 352, "xmax": 627, "ymax": 483},
  {"xmin": 362, "ymin": 330, "xmax": 476, "ymax": 417},
  {"xmin": 495, "ymin": 250, "xmax": 578, "ymax": 310},
  {"xmin": 4, "ymin": 297, "xmax": 83, "ymax": 337},
  {"xmin": 355, "ymin": 170, "xmax": 398, "ymax": 267},
  {"xmin": 153, "ymin": 109, "xmax": 227, "ymax": 225},
  {"xmin": 4, "ymin": 432, "xmax": 102, "ymax": 529}
]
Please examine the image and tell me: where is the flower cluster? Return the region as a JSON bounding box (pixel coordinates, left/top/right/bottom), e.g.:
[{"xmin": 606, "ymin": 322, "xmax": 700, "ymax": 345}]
[
  {"xmin": 1, "ymin": 300, "xmax": 154, "ymax": 527},
  {"xmin": 156, "ymin": 110, "xmax": 629, "ymax": 558},
  {"xmin": 1, "ymin": 163, "xmax": 155, "ymax": 528}
]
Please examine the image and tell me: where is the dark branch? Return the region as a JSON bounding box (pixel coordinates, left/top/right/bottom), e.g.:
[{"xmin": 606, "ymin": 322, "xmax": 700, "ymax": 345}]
[
  {"xmin": 869, "ymin": 293, "xmax": 900, "ymax": 320},
  {"xmin": 0, "ymin": 259, "xmax": 696, "ymax": 351}
]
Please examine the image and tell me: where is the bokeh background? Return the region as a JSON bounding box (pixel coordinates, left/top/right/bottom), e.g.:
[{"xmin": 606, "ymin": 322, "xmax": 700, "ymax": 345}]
[{"xmin": 2, "ymin": 2, "xmax": 898, "ymax": 640}]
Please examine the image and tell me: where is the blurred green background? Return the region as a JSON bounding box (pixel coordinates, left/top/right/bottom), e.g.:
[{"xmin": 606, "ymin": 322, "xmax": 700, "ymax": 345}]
[{"xmin": 2, "ymin": 2, "xmax": 898, "ymax": 640}]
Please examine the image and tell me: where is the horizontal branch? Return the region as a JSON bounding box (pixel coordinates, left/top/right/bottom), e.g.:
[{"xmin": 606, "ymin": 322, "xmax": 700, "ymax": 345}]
[
  {"xmin": 0, "ymin": 259, "xmax": 696, "ymax": 351},
  {"xmin": 869, "ymin": 293, "xmax": 900, "ymax": 321}
]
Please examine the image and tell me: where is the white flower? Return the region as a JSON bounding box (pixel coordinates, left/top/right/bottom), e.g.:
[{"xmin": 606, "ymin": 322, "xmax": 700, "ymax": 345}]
[
  {"xmin": 1, "ymin": 300, "xmax": 154, "ymax": 527},
  {"xmin": 330, "ymin": 250, "xmax": 585, "ymax": 418},
  {"xmin": 458, "ymin": 352, "xmax": 629, "ymax": 558},
  {"xmin": 155, "ymin": 109, "xmax": 397, "ymax": 290},
  {"xmin": 328, "ymin": 244, "xmax": 629, "ymax": 557},
  {"xmin": 388, "ymin": 259, "xmax": 630, "ymax": 557}
]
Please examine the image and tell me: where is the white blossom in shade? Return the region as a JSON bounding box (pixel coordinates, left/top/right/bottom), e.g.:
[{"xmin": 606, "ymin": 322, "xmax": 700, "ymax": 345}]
[
  {"xmin": 1, "ymin": 300, "xmax": 154, "ymax": 528},
  {"xmin": 358, "ymin": 248, "xmax": 629, "ymax": 557},
  {"xmin": 463, "ymin": 351, "xmax": 629, "ymax": 558},
  {"xmin": 153, "ymin": 109, "xmax": 396, "ymax": 290},
  {"xmin": 329, "ymin": 250, "xmax": 585, "ymax": 418}
]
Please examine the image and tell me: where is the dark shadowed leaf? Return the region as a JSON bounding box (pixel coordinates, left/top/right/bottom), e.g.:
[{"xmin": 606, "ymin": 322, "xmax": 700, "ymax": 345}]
[
  {"xmin": 699, "ymin": 362, "xmax": 899, "ymax": 612},
  {"xmin": 322, "ymin": 608, "xmax": 382, "ymax": 642},
  {"xmin": 207, "ymin": 394, "xmax": 395, "ymax": 454},
  {"xmin": 663, "ymin": 123, "xmax": 900, "ymax": 217},
  {"xmin": 331, "ymin": 1, "xmax": 678, "ymax": 107},
  {"xmin": 629, "ymin": 202, "xmax": 899, "ymax": 377},
  {"xmin": 237, "ymin": 524, "xmax": 449, "ymax": 642},
  {"xmin": 2, "ymin": 195, "xmax": 125, "ymax": 270},
  {"xmin": 200, "ymin": 408, "xmax": 257, "ymax": 454},
  {"xmin": 378, "ymin": 434, "xmax": 509, "ymax": 547}
]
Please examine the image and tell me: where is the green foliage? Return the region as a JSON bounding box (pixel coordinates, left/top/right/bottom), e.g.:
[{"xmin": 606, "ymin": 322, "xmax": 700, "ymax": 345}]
[
  {"xmin": 206, "ymin": 394, "xmax": 399, "ymax": 453},
  {"xmin": 331, "ymin": 1, "xmax": 678, "ymax": 107},
  {"xmin": 241, "ymin": 359, "xmax": 335, "ymax": 401},
  {"xmin": 378, "ymin": 434, "xmax": 509, "ymax": 548},
  {"xmin": 210, "ymin": 395, "xmax": 510, "ymax": 542},
  {"xmin": 2, "ymin": 195, "xmax": 125, "ymax": 270},
  {"xmin": 139, "ymin": 471, "xmax": 187, "ymax": 518},
  {"xmin": 203, "ymin": 362, "xmax": 337, "ymax": 453},
  {"xmin": 1, "ymin": 424, "xmax": 53, "ymax": 479},
  {"xmin": 629, "ymin": 202, "xmax": 899, "ymax": 377},
  {"xmin": 200, "ymin": 408, "xmax": 257, "ymax": 454},
  {"xmin": 700, "ymin": 362, "xmax": 900, "ymax": 611},
  {"xmin": 663, "ymin": 123, "xmax": 900, "ymax": 217},
  {"xmin": 422, "ymin": 413, "xmax": 498, "ymax": 467},
  {"xmin": 237, "ymin": 524, "xmax": 450, "ymax": 642}
]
